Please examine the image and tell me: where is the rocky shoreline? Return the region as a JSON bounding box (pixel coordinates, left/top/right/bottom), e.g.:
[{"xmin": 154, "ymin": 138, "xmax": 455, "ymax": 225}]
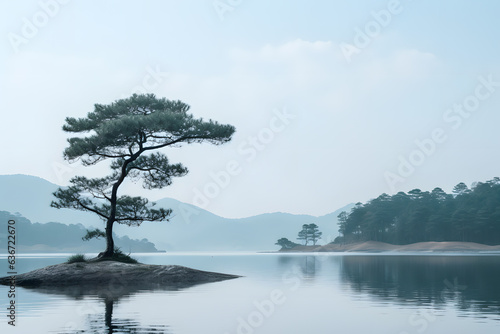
[{"xmin": 0, "ymin": 261, "xmax": 240, "ymax": 290}]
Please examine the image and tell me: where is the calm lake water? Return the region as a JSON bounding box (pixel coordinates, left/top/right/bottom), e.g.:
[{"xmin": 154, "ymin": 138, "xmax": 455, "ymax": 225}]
[{"xmin": 1, "ymin": 252, "xmax": 500, "ymax": 333}]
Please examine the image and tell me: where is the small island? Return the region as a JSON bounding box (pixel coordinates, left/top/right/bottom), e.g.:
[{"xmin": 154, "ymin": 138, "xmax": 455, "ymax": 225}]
[
  {"xmin": 0, "ymin": 261, "xmax": 239, "ymax": 290},
  {"xmin": 1, "ymin": 94, "xmax": 239, "ymax": 291}
]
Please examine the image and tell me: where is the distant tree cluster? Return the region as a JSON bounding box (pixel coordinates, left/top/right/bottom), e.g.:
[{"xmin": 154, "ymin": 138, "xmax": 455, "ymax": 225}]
[
  {"xmin": 275, "ymin": 238, "xmax": 299, "ymax": 250},
  {"xmin": 297, "ymin": 223, "xmax": 322, "ymax": 245},
  {"xmin": 275, "ymin": 223, "xmax": 323, "ymax": 249},
  {"xmin": 336, "ymin": 178, "xmax": 500, "ymax": 245}
]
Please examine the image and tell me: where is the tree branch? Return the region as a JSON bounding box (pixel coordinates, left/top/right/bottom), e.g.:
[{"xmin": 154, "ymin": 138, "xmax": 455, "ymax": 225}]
[
  {"xmin": 76, "ymin": 199, "xmax": 110, "ymax": 220},
  {"xmin": 142, "ymin": 135, "xmax": 211, "ymax": 152}
]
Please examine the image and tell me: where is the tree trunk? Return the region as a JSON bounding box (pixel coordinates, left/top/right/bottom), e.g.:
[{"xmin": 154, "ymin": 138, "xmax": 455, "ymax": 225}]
[
  {"xmin": 99, "ymin": 153, "xmax": 139, "ymax": 259},
  {"xmin": 101, "ymin": 217, "xmax": 115, "ymax": 258}
]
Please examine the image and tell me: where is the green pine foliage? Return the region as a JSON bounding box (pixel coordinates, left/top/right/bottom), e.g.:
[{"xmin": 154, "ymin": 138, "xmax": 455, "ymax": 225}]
[
  {"xmin": 336, "ymin": 178, "xmax": 500, "ymax": 245},
  {"xmin": 275, "ymin": 238, "xmax": 299, "ymax": 250},
  {"xmin": 82, "ymin": 228, "xmax": 106, "ymax": 241},
  {"xmin": 297, "ymin": 223, "xmax": 322, "ymax": 245}
]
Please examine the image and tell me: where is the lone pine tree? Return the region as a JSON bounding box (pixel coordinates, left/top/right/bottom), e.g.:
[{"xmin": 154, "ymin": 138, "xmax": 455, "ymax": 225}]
[{"xmin": 51, "ymin": 94, "xmax": 235, "ymax": 258}]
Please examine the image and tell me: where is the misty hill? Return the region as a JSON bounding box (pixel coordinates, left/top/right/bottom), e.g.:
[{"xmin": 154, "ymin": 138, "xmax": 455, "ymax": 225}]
[
  {"xmin": 0, "ymin": 174, "xmax": 353, "ymax": 251},
  {"xmin": 0, "ymin": 211, "xmax": 158, "ymax": 253},
  {"xmin": 0, "ymin": 174, "xmax": 99, "ymax": 228},
  {"xmin": 117, "ymin": 203, "xmax": 352, "ymax": 251}
]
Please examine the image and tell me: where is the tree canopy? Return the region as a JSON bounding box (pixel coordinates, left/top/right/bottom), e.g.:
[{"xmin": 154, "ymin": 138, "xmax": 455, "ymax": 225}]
[
  {"xmin": 336, "ymin": 178, "xmax": 500, "ymax": 245},
  {"xmin": 297, "ymin": 223, "xmax": 322, "ymax": 246},
  {"xmin": 51, "ymin": 94, "xmax": 236, "ymax": 258},
  {"xmin": 275, "ymin": 237, "xmax": 299, "ymax": 250}
]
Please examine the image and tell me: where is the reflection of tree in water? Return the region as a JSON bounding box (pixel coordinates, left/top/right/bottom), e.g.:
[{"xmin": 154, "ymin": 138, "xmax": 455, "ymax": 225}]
[
  {"xmin": 23, "ymin": 269, "xmax": 225, "ymax": 333},
  {"xmin": 24, "ymin": 282, "xmax": 179, "ymax": 334},
  {"xmin": 340, "ymin": 255, "xmax": 500, "ymax": 316},
  {"xmin": 278, "ymin": 255, "xmax": 320, "ymax": 280},
  {"xmin": 57, "ymin": 297, "xmax": 169, "ymax": 334},
  {"xmin": 303, "ymin": 256, "xmax": 317, "ymax": 276}
]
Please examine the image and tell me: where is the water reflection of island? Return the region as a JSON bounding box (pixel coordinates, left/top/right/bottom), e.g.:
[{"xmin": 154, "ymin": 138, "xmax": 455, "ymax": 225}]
[
  {"xmin": 340, "ymin": 255, "xmax": 500, "ymax": 316},
  {"xmin": 22, "ymin": 280, "xmax": 201, "ymax": 333}
]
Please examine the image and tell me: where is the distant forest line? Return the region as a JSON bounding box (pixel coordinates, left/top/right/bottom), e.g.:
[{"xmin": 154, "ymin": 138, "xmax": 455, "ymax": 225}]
[
  {"xmin": 336, "ymin": 178, "xmax": 500, "ymax": 245},
  {"xmin": 0, "ymin": 211, "xmax": 158, "ymax": 253}
]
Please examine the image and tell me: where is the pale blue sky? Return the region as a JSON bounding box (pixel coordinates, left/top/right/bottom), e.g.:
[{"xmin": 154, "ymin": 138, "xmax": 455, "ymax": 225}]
[{"xmin": 2, "ymin": 0, "xmax": 500, "ymax": 218}]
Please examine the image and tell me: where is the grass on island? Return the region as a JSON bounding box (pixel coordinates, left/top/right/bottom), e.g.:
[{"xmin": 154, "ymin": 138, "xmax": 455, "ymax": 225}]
[
  {"xmin": 67, "ymin": 254, "xmax": 87, "ymax": 264},
  {"xmin": 66, "ymin": 247, "xmax": 138, "ymax": 264},
  {"xmin": 99, "ymin": 247, "xmax": 139, "ymax": 264}
]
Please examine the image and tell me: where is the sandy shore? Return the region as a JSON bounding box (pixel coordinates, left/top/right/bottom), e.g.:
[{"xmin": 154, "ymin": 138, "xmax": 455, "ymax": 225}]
[{"xmin": 280, "ymin": 241, "xmax": 500, "ymax": 253}]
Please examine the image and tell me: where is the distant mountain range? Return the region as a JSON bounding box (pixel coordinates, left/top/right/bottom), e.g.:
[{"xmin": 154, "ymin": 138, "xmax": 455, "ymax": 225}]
[
  {"xmin": 0, "ymin": 174, "xmax": 353, "ymax": 252},
  {"xmin": 0, "ymin": 211, "xmax": 158, "ymax": 253}
]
